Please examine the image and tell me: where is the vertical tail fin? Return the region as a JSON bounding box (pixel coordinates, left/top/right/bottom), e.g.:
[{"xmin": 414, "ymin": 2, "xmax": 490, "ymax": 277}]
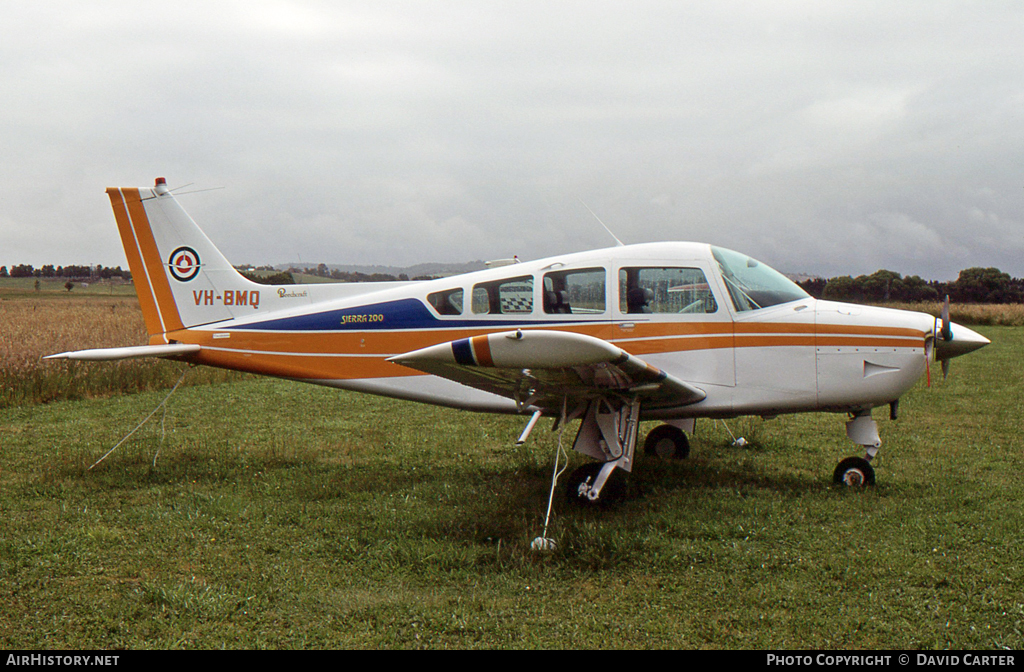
[{"xmin": 107, "ymin": 178, "xmax": 265, "ymax": 341}]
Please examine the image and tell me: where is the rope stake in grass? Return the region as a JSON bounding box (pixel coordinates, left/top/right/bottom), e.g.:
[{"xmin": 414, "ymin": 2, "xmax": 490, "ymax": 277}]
[
  {"xmin": 717, "ymin": 418, "xmax": 748, "ymax": 447},
  {"xmin": 87, "ymin": 367, "xmax": 189, "ymax": 471},
  {"xmin": 533, "ymin": 396, "xmax": 569, "ymax": 552}
]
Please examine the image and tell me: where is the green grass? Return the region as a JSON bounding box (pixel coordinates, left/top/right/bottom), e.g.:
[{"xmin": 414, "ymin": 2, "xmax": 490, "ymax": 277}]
[{"xmin": 1, "ymin": 328, "xmax": 1022, "ymax": 649}]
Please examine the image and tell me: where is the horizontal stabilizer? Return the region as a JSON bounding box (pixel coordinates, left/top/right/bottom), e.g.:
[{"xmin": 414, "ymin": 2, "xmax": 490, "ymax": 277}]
[{"xmin": 44, "ymin": 344, "xmax": 201, "ymax": 362}]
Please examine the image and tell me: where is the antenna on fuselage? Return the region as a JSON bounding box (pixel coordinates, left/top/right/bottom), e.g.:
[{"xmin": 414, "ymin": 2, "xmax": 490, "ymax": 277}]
[{"xmin": 578, "ymin": 198, "xmax": 625, "ymax": 247}]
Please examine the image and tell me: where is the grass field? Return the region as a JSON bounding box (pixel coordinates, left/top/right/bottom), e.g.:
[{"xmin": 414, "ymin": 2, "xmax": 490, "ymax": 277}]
[{"xmin": 1, "ymin": 316, "xmax": 1021, "ymax": 648}]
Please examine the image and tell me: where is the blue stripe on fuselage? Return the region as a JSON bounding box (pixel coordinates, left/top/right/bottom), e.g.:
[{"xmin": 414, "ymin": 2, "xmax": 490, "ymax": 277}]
[{"xmin": 229, "ymin": 298, "xmax": 606, "ymax": 331}]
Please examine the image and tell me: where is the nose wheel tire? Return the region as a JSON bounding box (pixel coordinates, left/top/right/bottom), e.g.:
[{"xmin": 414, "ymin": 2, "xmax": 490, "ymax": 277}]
[{"xmin": 833, "ymin": 456, "xmax": 876, "ymax": 487}]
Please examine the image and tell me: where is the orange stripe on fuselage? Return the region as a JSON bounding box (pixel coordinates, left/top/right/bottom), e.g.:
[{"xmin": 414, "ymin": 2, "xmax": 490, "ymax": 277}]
[
  {"xmin": 808, "ymin": 323, "xmax": 923, "ymax": 338},
  {"xmin": 616, "ymin": 334, "xmax": 735, "ymax": 356},
  {"xmin": 164, "ymin": 317, "xmax": 926, "ymax": 383},
  {"xmin": 735, "ymin": 322, "xmax": 924, "ymax": 351}
]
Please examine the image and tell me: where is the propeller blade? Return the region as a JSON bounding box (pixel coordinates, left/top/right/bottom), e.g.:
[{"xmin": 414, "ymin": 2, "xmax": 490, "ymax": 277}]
[
  {"xmin": 939, "ymin": 297, "xmax": 952, "ymax": 379},
  {"xmin": 940, "ymin": 295, "xmax": 952, "ymax": 342}
]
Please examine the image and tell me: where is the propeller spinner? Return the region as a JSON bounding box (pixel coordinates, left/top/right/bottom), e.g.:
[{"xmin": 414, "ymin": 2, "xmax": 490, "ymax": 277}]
[{"xmin": 933, "ymin": 295, "xmax": 990, "ymax": 377}]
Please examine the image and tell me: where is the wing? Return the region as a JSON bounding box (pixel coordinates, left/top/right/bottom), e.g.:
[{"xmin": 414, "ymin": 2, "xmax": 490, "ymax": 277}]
[{"xmin": 387, "ymin": 329, "xmax": 705, "ymax": 414}]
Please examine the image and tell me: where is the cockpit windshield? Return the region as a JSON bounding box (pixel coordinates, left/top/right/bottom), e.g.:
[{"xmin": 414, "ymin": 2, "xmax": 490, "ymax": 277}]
[{"xmin": 711, "ymin": 246, "xmax": 809, "ymax": 312}]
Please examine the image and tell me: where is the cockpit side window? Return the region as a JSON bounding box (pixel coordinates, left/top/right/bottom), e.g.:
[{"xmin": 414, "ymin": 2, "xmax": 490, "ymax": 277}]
[
  {"xmin": 711, "ymin": 247, "xmax": 809, "ymax": 312},
  {"xmin": 471, "ymin": 275, "xmax": 534, "ymax": 315},
  {"xmin": 619, "ymin": 267, "xmax": 718, "ymax": 314},
  {"xmin": 427, "ymin": 288, "xmax": 464, "ymax": 315},
  {"xmin": 542, "ymin": 268, "xmax": 606, "ymax": 315}
]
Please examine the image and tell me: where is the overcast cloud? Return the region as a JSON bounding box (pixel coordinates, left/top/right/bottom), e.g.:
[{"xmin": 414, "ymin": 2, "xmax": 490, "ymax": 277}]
[{"xmin": 2, "ymin": 1, "xmax": 1022, "ymax": 280}]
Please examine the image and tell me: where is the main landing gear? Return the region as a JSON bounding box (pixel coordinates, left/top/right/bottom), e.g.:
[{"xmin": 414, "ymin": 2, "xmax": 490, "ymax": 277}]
[
  {"xmin": 565, "ymin": 461, "xmax": 628, "ymax": 507},
  {"xmin": 642, "ymin": 423, "xmax": 690, "ymax": 460},
  {"xmin": 562, "ymin": 397, "xmax": 641, "ymax": 507},
  {"xmin": 564, "ymin": 412, "xmax": 692, "ymax": 507}
]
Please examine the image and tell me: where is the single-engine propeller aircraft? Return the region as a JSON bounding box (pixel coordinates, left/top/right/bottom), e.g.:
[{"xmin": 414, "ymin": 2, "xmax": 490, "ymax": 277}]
[{"xmin": 49, "ymin": 178, "xmax": 990, "ymax": 505}]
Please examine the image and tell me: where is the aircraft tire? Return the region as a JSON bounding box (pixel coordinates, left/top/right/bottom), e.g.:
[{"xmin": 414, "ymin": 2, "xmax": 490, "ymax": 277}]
[
  {"xmin": 832, "ymin": 457, "xmax": 876, "ymax": 487},
  {"xmin": 643, "ymin": 424, "xmax": 690, "ymax": 460},
  {"xmin": 564, "ymin": 462, "xmax": 626, "ymax": 507}
]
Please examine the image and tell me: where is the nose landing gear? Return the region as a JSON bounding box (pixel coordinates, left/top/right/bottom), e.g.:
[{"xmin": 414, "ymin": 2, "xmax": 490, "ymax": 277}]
[{"xmin": 834, "ymin": 410, "xmax": 882, "ymax": 487}]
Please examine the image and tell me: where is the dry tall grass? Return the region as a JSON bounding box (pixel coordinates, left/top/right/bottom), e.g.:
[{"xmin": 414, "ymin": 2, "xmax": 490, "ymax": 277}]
[
  {"xmin": 0, "ymin": 296, "xmax": 243, "ymax": 408},
  {"xmin": 880, "ymin": 301, "xmax": 1024, "ymax": 326}
]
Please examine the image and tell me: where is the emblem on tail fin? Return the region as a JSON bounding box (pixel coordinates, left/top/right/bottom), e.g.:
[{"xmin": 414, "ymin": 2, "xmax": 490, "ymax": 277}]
[{"xmin": 168, "ymin": 246, "xmax": 201, "ymax": 282}]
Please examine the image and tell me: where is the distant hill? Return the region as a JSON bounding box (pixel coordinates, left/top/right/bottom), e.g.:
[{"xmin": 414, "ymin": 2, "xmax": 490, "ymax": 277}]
[{"xmin": 275, "ymin": 261, "xmax": 488, "ymax": 279}]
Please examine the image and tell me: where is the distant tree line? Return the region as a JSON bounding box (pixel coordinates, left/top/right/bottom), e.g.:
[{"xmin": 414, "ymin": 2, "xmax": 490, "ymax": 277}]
[
  {"xmin": 0, "ymin": 264, "xmax": 131, "ymax": 281},
  {"xmin": 797, "ymin": 267, "xmax": 1024, "ymax": 304},
  {"xmin": 0, "ymin": 261, "xmax": 416, "ymax": 286}
]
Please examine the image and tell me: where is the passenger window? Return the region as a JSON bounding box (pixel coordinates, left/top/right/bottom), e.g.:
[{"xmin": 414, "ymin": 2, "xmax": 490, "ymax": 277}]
[
  {"xmin": 472, "ymin": 276, "xmax": 534, "ymax": 314},
  {"xmin": 619, "ymin": 267, "xmax": 718, "ymax": 314},
  {"xmin": 543, "ymin": 268, "xmax": 606, "ymax": 314},
  {"xmin": 427, "ymin": 288, "xmax": 464, "ymax": 315}
]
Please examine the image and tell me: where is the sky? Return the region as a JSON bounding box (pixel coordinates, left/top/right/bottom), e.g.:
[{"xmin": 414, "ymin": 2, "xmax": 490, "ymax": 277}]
[{"xmin": 2, "ymin": 1, "xmax": 1022, "ymax": 281}]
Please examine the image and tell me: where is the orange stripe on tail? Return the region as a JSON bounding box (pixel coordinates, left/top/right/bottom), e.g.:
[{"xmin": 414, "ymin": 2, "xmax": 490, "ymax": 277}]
[{"xmin": 106, "ymin": 187, "xmax": 185, "ymax": 341}]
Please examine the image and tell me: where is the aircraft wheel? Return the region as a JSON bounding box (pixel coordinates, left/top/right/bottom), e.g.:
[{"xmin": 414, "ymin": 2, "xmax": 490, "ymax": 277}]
[
  {"xmin": 564, "ymin": 462, "xmax": 626, "ymax": 507},
  {"xmin": 832, "ymin": 457, "xmax": 876, "ymax": 487},
  {"xmin": 643, "ymin": 424, "xmax": 690, "ymax": 459}
]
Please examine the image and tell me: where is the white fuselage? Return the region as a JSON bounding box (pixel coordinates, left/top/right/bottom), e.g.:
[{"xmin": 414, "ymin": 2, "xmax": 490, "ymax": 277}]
[{"xmin": 186, "ymin": 242, "xmax": 940, "ymax": 420}]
